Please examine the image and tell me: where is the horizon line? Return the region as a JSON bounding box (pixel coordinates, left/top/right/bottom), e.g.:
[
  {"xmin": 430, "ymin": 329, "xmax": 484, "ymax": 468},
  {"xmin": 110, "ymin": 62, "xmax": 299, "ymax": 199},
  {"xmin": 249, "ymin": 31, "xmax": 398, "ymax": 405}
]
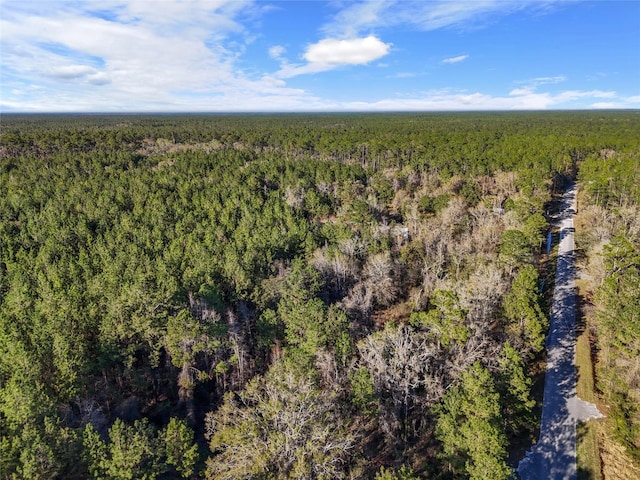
[{"xmin": 2, "ymin": 108, "xmax": 639, "ymax": 115}]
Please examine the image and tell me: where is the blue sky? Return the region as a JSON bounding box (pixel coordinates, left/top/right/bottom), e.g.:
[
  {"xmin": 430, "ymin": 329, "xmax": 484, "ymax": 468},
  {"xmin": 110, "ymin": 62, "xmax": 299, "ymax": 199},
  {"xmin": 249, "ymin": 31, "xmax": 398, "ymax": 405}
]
[{"xmin": 1, "ymin": 0, "xmax": 639, "ymax": 112}]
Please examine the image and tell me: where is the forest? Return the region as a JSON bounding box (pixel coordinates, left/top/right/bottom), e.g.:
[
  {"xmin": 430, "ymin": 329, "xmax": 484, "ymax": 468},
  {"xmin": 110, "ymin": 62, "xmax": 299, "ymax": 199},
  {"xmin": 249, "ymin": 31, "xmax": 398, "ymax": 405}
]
[{"xmin": 0, "ymin": 111, "xmax": 639, "ymax": 479}]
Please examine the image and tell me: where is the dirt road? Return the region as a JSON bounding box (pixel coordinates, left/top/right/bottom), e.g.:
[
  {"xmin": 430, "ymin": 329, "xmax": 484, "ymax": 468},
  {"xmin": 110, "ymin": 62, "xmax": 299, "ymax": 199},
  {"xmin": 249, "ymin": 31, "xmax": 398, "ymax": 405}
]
[{"xmin": 518, "ymin": 184, "xmax": 603, "ymax": 480}]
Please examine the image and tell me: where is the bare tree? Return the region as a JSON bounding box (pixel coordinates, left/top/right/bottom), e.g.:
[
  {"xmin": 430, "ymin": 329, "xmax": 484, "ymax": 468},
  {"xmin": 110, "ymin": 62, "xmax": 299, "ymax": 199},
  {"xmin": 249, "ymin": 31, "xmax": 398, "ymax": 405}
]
[
  {"xmin": 363, "ymin": 252, "xmax": 398, "ymax": 307},
  {"xmin": 311, "ymin": 247, "xmax": 358, "ymax": 300},
  {"xmin": 358, "ymin": 324, "xmax": 445, "ymax": 443},
  {"xmin": 205, "ymin": 365, "xmax": 354, "ymax": 479},
  {"xmin": 460, "ymin": 263, "xmax": 509, "ymax": 329}
]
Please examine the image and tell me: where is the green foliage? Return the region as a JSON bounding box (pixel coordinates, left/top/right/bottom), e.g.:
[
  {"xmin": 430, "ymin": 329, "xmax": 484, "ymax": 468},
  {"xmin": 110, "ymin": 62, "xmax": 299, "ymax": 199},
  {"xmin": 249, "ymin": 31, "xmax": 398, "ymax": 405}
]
[
  {"xmin": 326, "ymin": 305, "xmax": 352, "ymax": 358},
  {"xmin": 375, "ymin": 465, "xmax": 419, "ymax": 480},
  {"xmin": 350, "ymin": 367, "xmax": 378, "ymax": 415},
  {"xmin": 84, "ymin": 419, "xmax": 164, "ymax": 480},
  {"xmin": 276, "ymin": 261, "xmax": 350, "ymax": 371},
  {"xmin": 434, "ymin": 362, "xmax": 512, "ymax": 480},
  {"xmin": 510, "ymin": 196, "xmax": 545, "ymax": 222},
  {"xmin": 579, "ymin": 149, "xmax": 640, "ymax": 206},
  {"xmin": 577, "ymin": 134, "xmax": 640, "ymax": 462},
  {"xmin": 608, "ymin": 391, "xmax": 640, "ymax": 462},
  {"xmin": 255, "ymin": 308, "xmax": 283, "ymax": 352},
  {"xmin": 1, "ymin": 416, "xmax": 83, "ymax": 480},
  {"xmin": 162, "ymin": 418, "xmax": 200, "ymax": 478},
  {"xmin": 601, "ymin": 235, "xmax": 640, "ymax": 282},
  {"xmin": 499, "ymin": 229, "xmax": 532, "ymax": 267},
  {"xmin": 278, "ymin": 261, "xmax": 326, "ymax": 364},
  {"xmin": 523, "ymin": 212, "xmax": 548, "ymax": 249},
  {"xmin": 418, "ymin": 194, "xmax": 436, "ymax": 216},
  {"xmin": 418, "ymin": 193, "xmax": 450, "ymax": 216},
  {"xmin": 165, "ymin": 309, "xmax": 226, "ymax": 370},
  {"xmin": 502, "ymin": 264, "xmax": 548, "ymax": 356},
  {"xmin": 304, "ymin": 188, "xmax": 332, "ymax": 218},
  {"xmin": 516, "ymin": 168, "xmax": 550, "ymax": 198},
  {"xmin": 503, "ymin": 198, "xmax": 516, "ymax": 212},
  {"xmin": 595, "ymin": 235, "xmax": 640, "ymax": 459},
  {"xmin": 344, "ymin": 199, "xmax": 375, "ymax": 224},
  {"xmin": 410, "ymin": 290, "xmax": 469, "ymax": 348},
  {"xmin": 371, "ymin": 174, "xmax": 395, "ymax": 206},
  {"xmin": 497, "ymin": 343, "xmax": 536, "ymax": 434},
  {"xmin": 83, "ymin": 417, "xmax": 198, "ymax": 480},
  {"xmin": 458, "ymin": 180, "xmax": 481, "ymax": 207},
  {"xmin": 281, "ymin": 258, "xmax": 323, "ymax": 302},
  {"xmin": 2, "ymin": 111, "xmax": 638, "ymax": 478}
]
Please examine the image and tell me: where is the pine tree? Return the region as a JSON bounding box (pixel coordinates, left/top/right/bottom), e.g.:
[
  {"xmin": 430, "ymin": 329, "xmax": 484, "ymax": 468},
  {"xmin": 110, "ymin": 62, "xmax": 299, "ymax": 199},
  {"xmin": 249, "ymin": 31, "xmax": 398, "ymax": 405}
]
[{"xmin": 434, "ymin": 362, "xmax": 512, "ymax": 480}]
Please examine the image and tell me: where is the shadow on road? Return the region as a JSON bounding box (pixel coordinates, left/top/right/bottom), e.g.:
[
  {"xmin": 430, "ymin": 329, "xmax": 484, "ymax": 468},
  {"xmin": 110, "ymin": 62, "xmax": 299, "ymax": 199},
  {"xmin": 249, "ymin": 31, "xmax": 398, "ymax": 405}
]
[{"xmin": 519, "ymin": 183, "xmax": 580, "ymax": 480}]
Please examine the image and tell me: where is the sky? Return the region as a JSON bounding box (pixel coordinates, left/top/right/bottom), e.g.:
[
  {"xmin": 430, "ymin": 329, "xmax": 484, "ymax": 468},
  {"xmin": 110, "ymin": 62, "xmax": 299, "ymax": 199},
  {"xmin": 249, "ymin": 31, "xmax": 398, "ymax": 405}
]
[{"xmin": 1, "ymin": 0, "xmax": 639, "ymax": 112}]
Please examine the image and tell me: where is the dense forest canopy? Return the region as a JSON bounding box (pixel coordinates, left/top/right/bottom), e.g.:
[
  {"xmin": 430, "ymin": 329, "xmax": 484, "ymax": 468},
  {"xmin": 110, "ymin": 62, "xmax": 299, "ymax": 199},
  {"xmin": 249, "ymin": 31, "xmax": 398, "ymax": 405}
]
[{"xmin": 1, "ymin": 111, "xmax": 639, "ymax": 479}]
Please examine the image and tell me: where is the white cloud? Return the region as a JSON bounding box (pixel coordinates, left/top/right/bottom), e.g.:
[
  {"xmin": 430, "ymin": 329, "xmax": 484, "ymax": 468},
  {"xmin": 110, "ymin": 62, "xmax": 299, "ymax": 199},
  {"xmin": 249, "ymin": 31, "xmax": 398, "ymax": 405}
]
[
  {"xmin": 442, "ymin": 55, "xmax": 469, "ymax": 64},
  {"xmin": 589, "ymin": 102, "xmax": 620, "ymax": 109},
  {"xmin": 334, "ymin": 88, "xmax": 623, "ymax": 111},
  {"xmin": 269, "ymin": 45, "xmax": 286, "ymax": 60},
  {"xmin": 88, "ymin": 72, "xmax": 112, "ymax": 85},
  {"xmin": 323, "ymin": 0, "xmax": 390, "ymax": 37},
  {"xmin": 0, "ymin": 0, "xmax": 316, "ymax": 111},
  {"xmin": 88, "ymin": 0, "xmax": 252, "ymax": 33},
  {"xmin": 586, "ymin": 71, "xmax": 608, "ymax": 81},
  {"xmin": 276, "ymin": 35, "xmax": 391, "ymax": 78},
  {"xmin": 260, "ymin": 75, "xmax": 286, "ymax": 87},
  {"xmin": 518, "ymin": 75, "xmax": 567, "ymax": 88},
  {"xmin": 509, "ymin": 86, "xmax": 614, "ymax": 101},
  {"xmin": 304, "ymin": 36, "xmax": 390, "ymax": 65},
  {"xmin": 507, "ymin": 79, "xmax": 617, "ymax": 109},
  {"xmin": 392, "ymin": 72, "xmax": 418, "ymax": 78},
  {"xmin": 509, "ymin": 87, "xmax": 535, "ymax": 96},
  {"xmin": 322, "ymin": 0, "xmax": 565, "ymax": 37},
  {"xmin": 49, "ymin": 65, "xmax": 99, "ymax": 79},
  {"xmin": 589, "ymin": 96, "xmax": 640, "ymax": 109}
]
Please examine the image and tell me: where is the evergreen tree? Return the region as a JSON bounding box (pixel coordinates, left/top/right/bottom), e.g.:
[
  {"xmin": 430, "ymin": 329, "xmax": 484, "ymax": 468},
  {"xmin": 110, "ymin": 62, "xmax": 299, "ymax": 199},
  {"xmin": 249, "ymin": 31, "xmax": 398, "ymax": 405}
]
[{"xmin": 434, "ymin": 362, "xmax": 512, "ymax": 480}]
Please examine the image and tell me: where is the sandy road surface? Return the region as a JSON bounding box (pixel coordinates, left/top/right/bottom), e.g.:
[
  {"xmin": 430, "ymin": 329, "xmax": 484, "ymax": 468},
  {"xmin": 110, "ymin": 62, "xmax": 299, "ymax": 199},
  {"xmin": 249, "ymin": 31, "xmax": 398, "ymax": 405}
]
[{"xmin": 518, "ymin": 184, "xmax": 603, "ymax": 480}]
